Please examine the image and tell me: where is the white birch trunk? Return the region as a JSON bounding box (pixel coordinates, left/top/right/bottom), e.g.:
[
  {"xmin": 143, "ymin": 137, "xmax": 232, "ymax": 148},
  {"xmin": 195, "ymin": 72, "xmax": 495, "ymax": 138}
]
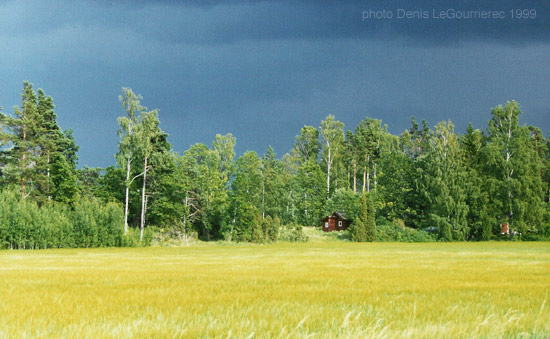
[
  {"xmin": 326, "ymin": 146, "xmax": 331, "ymax": 199},
  {"xmin": 353, "ymin": 160, "xmax": 357, "ymax": 193},
  {"xmin": 140, "ymin": 156, "xmax": 148, "ymax": 242},
  {"xmin": 124, "ymin": 158, "xmax": 131, "ymax": 234}
]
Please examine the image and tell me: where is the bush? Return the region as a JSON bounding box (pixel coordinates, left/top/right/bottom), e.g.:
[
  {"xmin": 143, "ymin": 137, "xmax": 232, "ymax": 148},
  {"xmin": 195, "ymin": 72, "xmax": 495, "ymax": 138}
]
[
  {"xmin": 71, "ymin": 198, "xmax": 124, "ymax": 247},
  {"xmin": 152, "ymin": 226, "xmax": 199, "ymax": 246},
  {"xmin": 0, "ymin": 190, "xmax": 74, "ymax": 249},
  {"xmin": 376, "ymin": 218, "xmax": 436, "ymax": 242},
  {"xmin": 262, "ymin": 216, "xmax": 279, "ymax": 243},
  {"xmin": 278, "ymin": 224, "xmax": 308, "ymax": 242},
  {"xmin": 515, "ymin": 227, "xmax": 550, "ymax": 241},
  {"xmin": 0, "ymin": 189, "xmax": 126, "ymax": 250}
]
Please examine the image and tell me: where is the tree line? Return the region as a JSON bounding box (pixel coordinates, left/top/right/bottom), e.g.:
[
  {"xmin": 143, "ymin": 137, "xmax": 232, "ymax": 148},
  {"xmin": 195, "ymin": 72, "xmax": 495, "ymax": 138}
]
[{"xmin": 1, "ymin": 82, "xmax": 549, "ymax": 248}]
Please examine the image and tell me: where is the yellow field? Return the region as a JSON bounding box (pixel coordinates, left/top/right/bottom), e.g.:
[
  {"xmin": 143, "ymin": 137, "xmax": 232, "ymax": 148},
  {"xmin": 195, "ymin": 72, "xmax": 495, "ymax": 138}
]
[{"xmin": 1, "ymin": 242, "xmax": 549, "ymax": 338}]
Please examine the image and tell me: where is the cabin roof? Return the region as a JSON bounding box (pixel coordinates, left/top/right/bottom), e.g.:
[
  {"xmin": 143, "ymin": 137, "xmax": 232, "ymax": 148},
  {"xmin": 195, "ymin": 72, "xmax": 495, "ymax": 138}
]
[
  {"xmin": 333, "ymin": 211, "xmax": 349, "ymax": 220},
  {"xmin": 322, "ymin": 211, "xmax": 350, "ymax": 221}
]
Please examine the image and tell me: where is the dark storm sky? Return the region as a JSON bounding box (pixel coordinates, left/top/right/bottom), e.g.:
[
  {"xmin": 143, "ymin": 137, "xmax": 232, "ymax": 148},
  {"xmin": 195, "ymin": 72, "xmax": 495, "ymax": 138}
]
[{"xmin": 0, "ymin": 0, "xmax": 549, "ymax": 167}]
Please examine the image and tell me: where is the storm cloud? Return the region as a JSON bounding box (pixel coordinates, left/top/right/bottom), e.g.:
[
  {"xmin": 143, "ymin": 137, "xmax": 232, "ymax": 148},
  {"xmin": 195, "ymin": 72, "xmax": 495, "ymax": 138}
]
[{"xmin": 0, "ymin": 0, "xmax": 548, "ymax": 167}]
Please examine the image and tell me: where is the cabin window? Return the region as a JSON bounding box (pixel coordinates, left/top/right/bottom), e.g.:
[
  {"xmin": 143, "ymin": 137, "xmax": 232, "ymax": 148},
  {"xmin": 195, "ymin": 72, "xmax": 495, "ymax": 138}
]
[
  {"xmin": 338, "ymin": 221, "xmax": 343, "ymax": 227},
  {"xmin": 324, "ymin": 222, "xmax": 329, "ymax": 228}
]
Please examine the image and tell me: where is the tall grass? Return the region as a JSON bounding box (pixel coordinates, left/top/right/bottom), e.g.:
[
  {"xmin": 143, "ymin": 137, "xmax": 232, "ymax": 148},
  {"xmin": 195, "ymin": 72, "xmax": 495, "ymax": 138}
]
[{"xmin": 0, "ymin": 242, "xmax": 549, "ymax": 337}]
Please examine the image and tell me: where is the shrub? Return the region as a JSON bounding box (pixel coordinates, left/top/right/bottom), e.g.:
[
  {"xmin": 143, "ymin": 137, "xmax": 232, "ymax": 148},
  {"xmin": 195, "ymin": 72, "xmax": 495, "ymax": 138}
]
[
  {"xmin": 278, "ymin": 224, "xmax": 308, "ymax": 242},
  {"xmin": 0, "ymin": 189, "xmax": 126, "ymax": 250},
  {"xmin": 350, "ymin": 193, "xmax": 376, "ymax": 242},
  {"xmin": 376, "ymin": 218, "xmax": 436, "ymax": 242},
  {"xmin": 262, "ymin": 216, "xmax": 279, "ymax": 243}
]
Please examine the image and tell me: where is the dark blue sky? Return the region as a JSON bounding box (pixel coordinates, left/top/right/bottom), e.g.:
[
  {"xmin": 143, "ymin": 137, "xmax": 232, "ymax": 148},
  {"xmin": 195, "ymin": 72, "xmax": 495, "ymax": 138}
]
[{"xmin": 1, "ymin": 0, "xmax": 549, "ymax": 168}]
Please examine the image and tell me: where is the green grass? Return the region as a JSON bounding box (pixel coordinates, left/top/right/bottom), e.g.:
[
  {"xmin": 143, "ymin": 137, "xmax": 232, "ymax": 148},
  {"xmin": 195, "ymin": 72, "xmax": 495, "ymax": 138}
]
[{"xmin": 1, "ymin": 242, "xmax": 549, "ymax": 338}]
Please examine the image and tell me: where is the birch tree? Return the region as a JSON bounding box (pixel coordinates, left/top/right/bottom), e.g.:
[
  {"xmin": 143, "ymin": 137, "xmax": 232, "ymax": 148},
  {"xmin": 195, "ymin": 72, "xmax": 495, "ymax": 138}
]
[
  {"xmin": 212, "ymin": 133, "xmax": 236, "ymax": 181},
  {"xmin": 181, "ymin": 143, "xmax": 229, "ymax": 240},
  {"xmin": 483, "ymin": 101, "xmax": 545, "ymax": 234},
  {"xmin": 291, "ymin": 126, "xmax": 320, "ymax": 166},
  {"xmin": 354, "ymin": 118, "xmax": 382, "ymax": 193},
  {"xmin": 424, "ymin": 121, "xmax": 469, "ymax": 240},
  {"xmin": 116, "ymin": 88, "xmax": 145, "ymax": 234},
  {"xmin": 320, "ymin": 115, "xmax": 344, "ymax": 199},
  {"xmin": 135, "ymin": 109, "xmax": 161, "ymax": 242}
]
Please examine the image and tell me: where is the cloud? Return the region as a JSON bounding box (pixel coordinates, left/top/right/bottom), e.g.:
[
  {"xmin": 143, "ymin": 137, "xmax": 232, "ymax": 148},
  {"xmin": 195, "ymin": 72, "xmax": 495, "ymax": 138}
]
[
  {"xmin": 3, "ymin": 1, "xmax": 548, "ymax": 48},
  {"xmin": 128, "ymin": 0, "xmax": 550, "ymax": 46},
  {"xmin": 0, "ymin": 0, "xmax": 548, "ymax": 167}
]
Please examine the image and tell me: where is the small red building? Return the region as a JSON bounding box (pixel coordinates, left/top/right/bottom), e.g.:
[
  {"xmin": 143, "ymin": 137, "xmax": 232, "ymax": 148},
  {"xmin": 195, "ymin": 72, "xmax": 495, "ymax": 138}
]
[
  {"xmin": 321, "ymin": 212, "xmax": 351, "ymax": 232},
  {"xmin": 500, "ymin": 223, "xmax": 509, "ymax": 235}
]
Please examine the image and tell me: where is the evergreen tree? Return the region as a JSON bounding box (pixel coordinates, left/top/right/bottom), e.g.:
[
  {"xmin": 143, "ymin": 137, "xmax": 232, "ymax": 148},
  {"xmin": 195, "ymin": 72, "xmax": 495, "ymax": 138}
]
[
  {"xmin": 0, "ymin": 82, "xmax": 78, "ymax": 203},
  {"xmin": 261, "ymin": 146, "xmax": 287, "ymax": 220},
  {"xmin": 50, "ymin": 153, "xmax": 78, "ymax": 205},
  {"xmin": 351, "ymin": 192, "xmax": 375, "ymax": 242},
  {"xmin": 460, "ymin": 123, "xmax": 491, "ymax": 240},
  {"xmin": 376, "ymin": 152, "xmax": 412, "ymax": 222}
]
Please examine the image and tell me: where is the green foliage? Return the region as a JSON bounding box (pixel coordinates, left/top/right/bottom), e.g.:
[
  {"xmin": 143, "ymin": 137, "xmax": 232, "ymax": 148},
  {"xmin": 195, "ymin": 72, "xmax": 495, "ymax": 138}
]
[
  {"xmin": 0, "ymin": 189, "xmax": 125, "ymax": 249},
  {"xmin": 375, "ymin": 218, "xmax": 436, "ymax": 242},
  {"xmin": 0, "ymin": 82, "xmax": 78, "ymax": 203},
  {"xmin": 72, "ymin": 198, "xmax": 124, "ymax": 248},
  {"xmin": 324, "ymin": 188, "xmax": 360, "ymax": 222},
  {"xmin": 50, "ymin": 153, "xmax": 78, "ymax": 205},
  {"xmin": 482, "ymin": 101, "xmax": 546, "ymax": 235},
  {"xmin": 319, "ymin": 115, "xmax": 345, "ymax": 198},
  {"xmin": 278, "ymin": 224, "xmax": 308, "ymax": 242},
  {"xmin": 353, "ymin": 118, "xmax": 384, "ymax": 192},
  {"xmin": 423, "ymin": 121, "xmax": 469, "ymax": 241},
  {"xmin": 93, "ymin": 166, "xmax": 126, "ymax": 203},
  {"xmin": 350, "ymin": 193, "xmax": 376, "ymax": 242},
  {"xmin": 262, "ymin": 215, "xmax": 279, "ymax": 243},
  {"xmin": 232, "ymin": 203, "xmax": 262, "ymax": 243},
  {"xmin": 290, "ymin": 126, "xmax": 320, "ymax": 165},
  {"xmin": 292, "ymin": 160, "xmax": 325, "ymax": 226},
  {"xmin": 2, "ymin": 83, "xmax": 549, "ymax": 246},
  {"xmin": 260, "ymin": 147, "xmax": 288, "ymax": 222},
  {"xmin": 377, "ymin": 152, "xmax": 415, "ymax": 222},
  {"xmin": 181, "ymin": 143, "xmax": 230, "ymax": 240}
]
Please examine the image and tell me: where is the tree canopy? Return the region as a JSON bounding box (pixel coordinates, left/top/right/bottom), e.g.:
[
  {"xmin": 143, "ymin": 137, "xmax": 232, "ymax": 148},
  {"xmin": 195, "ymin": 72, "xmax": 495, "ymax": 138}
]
[{"xmin": 1, "ymin": 83, "xmax": 549, "ymax": 248}]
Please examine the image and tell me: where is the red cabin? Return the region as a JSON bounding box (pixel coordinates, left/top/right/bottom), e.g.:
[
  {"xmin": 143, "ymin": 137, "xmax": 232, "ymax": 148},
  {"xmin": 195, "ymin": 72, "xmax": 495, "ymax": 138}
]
[
  {"xmin": 500, "ymin": 223, "xmax": 509, "ymax": 235},
  {"xmin": 321, "ymin": 212, "xmax": 351, "ymax": 232}
]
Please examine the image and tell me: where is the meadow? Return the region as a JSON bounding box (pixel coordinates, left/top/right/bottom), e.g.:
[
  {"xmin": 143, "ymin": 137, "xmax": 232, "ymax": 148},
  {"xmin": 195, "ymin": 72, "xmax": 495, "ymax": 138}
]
[{"xmin": 0, "ymin": 241, "xmax": 549, "ymax": 338}]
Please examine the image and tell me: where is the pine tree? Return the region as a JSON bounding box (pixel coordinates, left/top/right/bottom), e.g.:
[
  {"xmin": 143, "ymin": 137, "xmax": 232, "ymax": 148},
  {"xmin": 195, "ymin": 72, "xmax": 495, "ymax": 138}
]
[
  {"xmin": 460, "ymin": 123, "xmax": 491, "ymax": 240},
  {"xmin": 0, "ymin": 82, "xmax": 78, "ymax": 203},
  {"xmin": 50, "ymin": 153, "xmax": 78, "ymax": 205}
]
